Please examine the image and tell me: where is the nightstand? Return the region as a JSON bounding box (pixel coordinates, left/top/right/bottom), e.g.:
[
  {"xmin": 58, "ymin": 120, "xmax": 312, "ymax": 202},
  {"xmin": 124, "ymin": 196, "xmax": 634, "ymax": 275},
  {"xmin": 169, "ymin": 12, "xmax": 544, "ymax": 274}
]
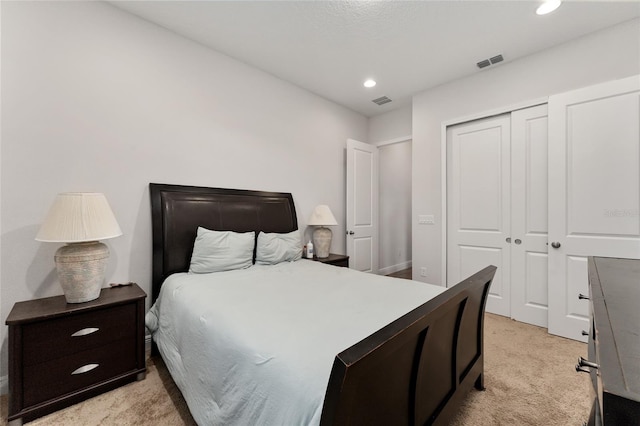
[
  {"xmin": 6, "ymin": 284, "xmax": 147, "ymax": 425},
  {"xmin": 307, "ymin": 253, "xmax": 349, "ymax": 268}
]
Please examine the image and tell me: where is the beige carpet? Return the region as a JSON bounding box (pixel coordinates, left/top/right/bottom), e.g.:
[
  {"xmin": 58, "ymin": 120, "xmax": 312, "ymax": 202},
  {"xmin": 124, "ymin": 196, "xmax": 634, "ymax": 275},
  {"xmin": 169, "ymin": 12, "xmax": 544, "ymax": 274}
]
[
  {"xmin": 450, "ymin": 314, "xmax": 591, "ymax": 425},
  {"xmin": 1, "ymin": 314, "xmax": 591, "ymax": 425}
]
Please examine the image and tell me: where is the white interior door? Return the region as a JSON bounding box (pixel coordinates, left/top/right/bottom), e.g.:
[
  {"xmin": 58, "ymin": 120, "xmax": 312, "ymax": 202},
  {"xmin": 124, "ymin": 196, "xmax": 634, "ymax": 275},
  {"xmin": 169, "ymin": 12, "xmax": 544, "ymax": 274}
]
[
  {"xmin": 447, "ymin": 115, "xmax": 511, "ymax": 316},
  {"xmin": 510, "ymin": 105, "xmax": 549, "ymax": 328},
  {"xmin": 346, "ymin": 139, "xmax": 379, "ymax": 273},
  {"xmin": 548, "ymin": 75, "xmax": 640, "ymax": 342}
]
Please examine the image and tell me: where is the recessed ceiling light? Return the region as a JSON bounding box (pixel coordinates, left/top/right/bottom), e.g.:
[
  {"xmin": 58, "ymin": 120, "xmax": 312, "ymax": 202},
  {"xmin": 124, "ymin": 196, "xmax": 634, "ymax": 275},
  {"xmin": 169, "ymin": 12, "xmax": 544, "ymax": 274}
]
[
  {"xmin": 536, "ymin": 0, "xmax": 561, "ymax": 15},
  {"xmin": 363, "ymin": 79, "xmax": 376, "ymax": 88}
]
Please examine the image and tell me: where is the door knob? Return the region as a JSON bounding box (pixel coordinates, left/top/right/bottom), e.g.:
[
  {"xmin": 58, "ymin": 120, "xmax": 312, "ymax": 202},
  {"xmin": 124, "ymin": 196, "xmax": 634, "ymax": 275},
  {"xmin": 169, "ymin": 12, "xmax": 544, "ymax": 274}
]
[
  {"xmin": 551, "ymin": 242, "xmax": 561, "ymax": 249},
  {"xmin": 506, "ymin": 237, "xmax": 511, "ymax": 243},
  {"xmin": 514, "ymin": 239, "xmax": 522, "ymax": 245},
  {"xmin": 347, "ymin": 231, "xmax": 355, "ymax": 235}
]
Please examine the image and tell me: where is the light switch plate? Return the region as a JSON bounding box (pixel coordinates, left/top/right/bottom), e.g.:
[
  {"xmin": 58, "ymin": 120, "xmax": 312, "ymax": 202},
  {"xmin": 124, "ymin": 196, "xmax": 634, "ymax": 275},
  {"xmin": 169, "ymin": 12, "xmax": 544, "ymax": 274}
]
[{"xmin": 418, "ymin": 215, "xmax": 435, "ymax": 224}]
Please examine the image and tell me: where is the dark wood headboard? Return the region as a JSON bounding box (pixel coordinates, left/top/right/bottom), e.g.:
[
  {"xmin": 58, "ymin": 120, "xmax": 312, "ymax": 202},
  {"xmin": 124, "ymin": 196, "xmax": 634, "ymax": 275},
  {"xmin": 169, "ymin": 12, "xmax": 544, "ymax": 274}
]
[{"xmin": 149, "ymin": 183, "xmax": 298, "ymax": 303}]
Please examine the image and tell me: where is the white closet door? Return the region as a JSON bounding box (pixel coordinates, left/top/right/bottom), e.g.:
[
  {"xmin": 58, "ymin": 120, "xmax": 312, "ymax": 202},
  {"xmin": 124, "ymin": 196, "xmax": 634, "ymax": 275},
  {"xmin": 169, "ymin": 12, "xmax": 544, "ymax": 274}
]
[
  {"xmin": 548, "ymin": 75, "xmax": 640, "ymax": 342},
  {"xmin": 447, "ymin": 114, "xmax": 511, "ymax": 317},
  {"xmin": 510, "ymin": 105, "xmax": 549, "ymax": 328}
]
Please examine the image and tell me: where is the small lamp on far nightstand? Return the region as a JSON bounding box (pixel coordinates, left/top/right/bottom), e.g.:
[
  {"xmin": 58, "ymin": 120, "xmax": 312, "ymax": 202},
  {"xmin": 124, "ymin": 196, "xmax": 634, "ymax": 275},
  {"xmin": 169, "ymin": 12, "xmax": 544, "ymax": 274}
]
[
  {"xmin": 308, "ymin": 204, "xmax": 338, "ymax": 259},
  {"xmin": 36, "ymin": 193, "xmax": 122, "ymax": 304}
]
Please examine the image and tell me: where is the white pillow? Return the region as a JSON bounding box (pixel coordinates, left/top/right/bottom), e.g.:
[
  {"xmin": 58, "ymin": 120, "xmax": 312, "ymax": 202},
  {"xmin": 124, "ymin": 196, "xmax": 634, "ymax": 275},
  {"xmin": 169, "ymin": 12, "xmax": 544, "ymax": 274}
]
[
  {"xmin": 255, "ymin": 230, "xmax": 302, "ymax": 265},
  {"xmin": 189, "ymin": 227, "xmax": 255, "ymax": 273}
]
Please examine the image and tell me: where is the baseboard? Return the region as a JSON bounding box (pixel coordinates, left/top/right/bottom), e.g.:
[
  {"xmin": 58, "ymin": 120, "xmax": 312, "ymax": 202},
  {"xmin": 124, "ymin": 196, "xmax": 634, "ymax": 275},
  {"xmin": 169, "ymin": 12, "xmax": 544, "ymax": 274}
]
[
  {"xmin": 379, "ymin": 260, "xmax": 412, "ymax": 276},
  {"xmin": 1, "ymin": 374, "xmax": 7, "ymax": 395}
]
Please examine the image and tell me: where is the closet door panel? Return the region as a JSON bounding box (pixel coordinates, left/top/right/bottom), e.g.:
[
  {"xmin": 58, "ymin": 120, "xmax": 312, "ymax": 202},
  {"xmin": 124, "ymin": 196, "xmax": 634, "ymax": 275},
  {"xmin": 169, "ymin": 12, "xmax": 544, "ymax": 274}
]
[
  {"xmin": 511, "ymin": 105, "xmax": 549, "ymax": 328},
  {"xmin": 459, "ymin": 245, "xmax": 504, "ymax": 298},
  {"xmin": 567, "ymin": 95, "xmax": 640, "ymax": 237},
  {"xmin": 565, "ymin": 256, "xmax": 589, "ymax": 320},
  {"xmin": 524, "ymin": 252, "xmax": 548, "ymax": 308},
  {"xmin": 524, "ymin": 116, "xmax": 548, "ymax": 234},
  {"xmin": 457, "ymin": 129, "xmax": 503, "ymax": 231},
  {"xmin": 447, "ymin": 114, "xmax": 511, "ymax": 317},
  {"xmin": 548, "ymin": 75, "xmax": 640, "ymax": 342}
]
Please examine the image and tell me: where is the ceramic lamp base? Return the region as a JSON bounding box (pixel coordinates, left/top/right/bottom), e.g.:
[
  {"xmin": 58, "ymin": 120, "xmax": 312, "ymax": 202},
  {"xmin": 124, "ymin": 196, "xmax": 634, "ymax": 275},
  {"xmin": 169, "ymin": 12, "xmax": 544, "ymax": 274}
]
[
  {"xmin": 313, "ymin": 227, "xmax": 332, "ymax": 258},
  {"xmin": 55, "ymin": 241, "xmax": 109, "ymax": 303}
]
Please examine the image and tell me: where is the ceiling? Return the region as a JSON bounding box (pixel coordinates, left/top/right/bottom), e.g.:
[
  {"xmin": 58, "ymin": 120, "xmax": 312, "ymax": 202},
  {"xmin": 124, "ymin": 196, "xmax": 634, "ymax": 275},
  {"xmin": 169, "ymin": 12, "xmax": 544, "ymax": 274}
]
[{"xmin": 111, "ymin": 1, "xmax": 640, "ymax": 117}]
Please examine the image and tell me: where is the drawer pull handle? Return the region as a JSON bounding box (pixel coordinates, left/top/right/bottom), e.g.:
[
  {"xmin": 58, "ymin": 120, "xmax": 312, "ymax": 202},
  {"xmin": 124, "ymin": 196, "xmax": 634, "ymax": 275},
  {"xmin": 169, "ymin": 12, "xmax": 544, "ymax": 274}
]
[
  {"xmin": 577, "ymin": 356, "xmax": 599, "ymax": 369},
  {"xmin": 71, "ymin": 327, "xmax": 99, "ymax": 337},
  {"xmin": 575, "ymin": 365, "xmax": 591, "ymax": 374},
  {"xmin": 575, "ymin": 356, "xmax": 599, "ymax": 374},
  {"xmin": 72, "ymin": 363, "xmax": 99, "ymax": 375}
]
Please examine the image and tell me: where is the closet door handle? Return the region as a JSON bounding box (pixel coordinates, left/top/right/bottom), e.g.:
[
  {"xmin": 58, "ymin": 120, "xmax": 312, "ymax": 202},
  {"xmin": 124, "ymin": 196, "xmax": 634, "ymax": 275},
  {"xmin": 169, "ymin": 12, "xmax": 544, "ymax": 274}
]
[
  {"xmin": 551, "ymin": 242, "xmax": 561, "ymax": 249},
  {"xmin": 514, "ymin": 239, "xmax": 522, "ymax": 245},
  {"xmin": 506, "ymin": 237, "xmax": 511, "ymax": 243}
]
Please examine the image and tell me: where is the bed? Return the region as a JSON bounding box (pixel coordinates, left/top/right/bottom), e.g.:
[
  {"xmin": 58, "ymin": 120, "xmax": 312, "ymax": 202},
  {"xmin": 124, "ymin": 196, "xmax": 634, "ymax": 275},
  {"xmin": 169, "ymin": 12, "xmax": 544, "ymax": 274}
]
[{"xmin": 148, "ymin": 183, "xmax": 496, "ymax": 425}]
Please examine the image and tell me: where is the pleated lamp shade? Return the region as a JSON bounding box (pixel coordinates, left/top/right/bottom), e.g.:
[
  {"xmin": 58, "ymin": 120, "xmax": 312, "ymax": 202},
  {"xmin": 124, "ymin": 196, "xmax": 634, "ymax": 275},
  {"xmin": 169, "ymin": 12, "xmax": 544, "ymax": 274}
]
[
  {"xmin": 36, "ymin": 193, "xmax": 122, "ymax": 303},
  {"xmin": 36, "ymin": 193, "xmax": 122, "ymax": 242}
]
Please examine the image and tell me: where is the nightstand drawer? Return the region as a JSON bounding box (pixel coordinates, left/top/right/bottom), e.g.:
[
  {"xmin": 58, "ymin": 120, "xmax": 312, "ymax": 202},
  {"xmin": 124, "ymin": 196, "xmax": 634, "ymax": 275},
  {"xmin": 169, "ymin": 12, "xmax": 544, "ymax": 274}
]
[
  {"xmin": 23, "ymin": 337, "xmax": 136, "ymax": 407},
  {"xmin": 23, "ymin": 303, "xmax": 136, "ymax": 366}
]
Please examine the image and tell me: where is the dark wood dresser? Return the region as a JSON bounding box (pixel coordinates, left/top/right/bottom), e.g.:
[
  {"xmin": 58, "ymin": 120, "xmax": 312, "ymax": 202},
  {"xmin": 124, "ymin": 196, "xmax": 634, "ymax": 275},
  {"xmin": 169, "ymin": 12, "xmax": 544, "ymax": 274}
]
[
  {"xmin": 580, "ymin": 257, "xmax": 640, "ymax": 425},
  {"xmin": 6, "ymin": 284, "xmax": 147, "ymax": 425}
]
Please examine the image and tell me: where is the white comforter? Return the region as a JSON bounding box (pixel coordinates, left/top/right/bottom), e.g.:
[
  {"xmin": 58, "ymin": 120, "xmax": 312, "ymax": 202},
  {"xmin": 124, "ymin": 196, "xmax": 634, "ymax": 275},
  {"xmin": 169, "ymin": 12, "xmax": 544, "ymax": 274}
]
[{"xmin": 146, "ymin": 260, "xmax": 444, "ymax": 426}]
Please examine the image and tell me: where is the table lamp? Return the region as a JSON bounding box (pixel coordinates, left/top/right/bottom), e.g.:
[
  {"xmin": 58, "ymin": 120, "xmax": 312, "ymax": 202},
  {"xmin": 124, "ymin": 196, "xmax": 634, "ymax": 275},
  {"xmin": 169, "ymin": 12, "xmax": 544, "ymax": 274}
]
[
  {"xmin": 36, "ymin": 193, "xmax": 122, "ymax": 303},
  {"xmin": 308, "ymin": 204, "xmax": 338, "ymax": 258}
]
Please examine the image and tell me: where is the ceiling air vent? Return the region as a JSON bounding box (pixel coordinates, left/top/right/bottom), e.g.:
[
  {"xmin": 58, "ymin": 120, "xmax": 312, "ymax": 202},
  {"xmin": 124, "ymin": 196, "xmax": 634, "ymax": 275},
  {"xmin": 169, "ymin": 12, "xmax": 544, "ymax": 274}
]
[
  {"xmin": 490, "ymin": 54, "xmax": 504, "ymax": 64},
  {"xmin": 477, "ymin": 54, "xmax": 504, "ymax": 69},
  {"xmin": 476, "ymin": 59, "xmax": 491, "ymax": 69},
  {"xmin": 372, "ymin": 96, "xmax": 392, "ymax": 106}
]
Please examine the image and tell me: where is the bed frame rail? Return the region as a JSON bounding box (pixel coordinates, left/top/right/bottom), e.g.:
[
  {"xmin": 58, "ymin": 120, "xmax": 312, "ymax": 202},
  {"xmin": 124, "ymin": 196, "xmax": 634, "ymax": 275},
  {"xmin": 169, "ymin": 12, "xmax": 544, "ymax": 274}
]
[{"xmin": 320, "ymin": 265, "xmax": 496, "ymax": 426}]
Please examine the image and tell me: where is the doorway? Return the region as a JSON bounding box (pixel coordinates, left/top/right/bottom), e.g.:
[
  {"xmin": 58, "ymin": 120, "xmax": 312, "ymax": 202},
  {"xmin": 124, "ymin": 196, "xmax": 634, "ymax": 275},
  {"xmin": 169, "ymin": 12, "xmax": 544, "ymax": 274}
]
[
  {"xmin": 346, "ymin": 138, "xmax": 412, "ymax": 276},
  {"xmin": 378, "ymin": 140, "xmax": 412, "ymax": 277}
]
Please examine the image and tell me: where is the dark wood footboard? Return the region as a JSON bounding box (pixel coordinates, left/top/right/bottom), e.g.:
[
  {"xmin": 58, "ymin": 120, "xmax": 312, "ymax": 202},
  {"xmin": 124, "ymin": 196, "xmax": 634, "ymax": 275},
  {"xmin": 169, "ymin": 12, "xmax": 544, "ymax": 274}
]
[{"xmin": 320, "ymin": 265, "xmax": 496, "ymax": 426}]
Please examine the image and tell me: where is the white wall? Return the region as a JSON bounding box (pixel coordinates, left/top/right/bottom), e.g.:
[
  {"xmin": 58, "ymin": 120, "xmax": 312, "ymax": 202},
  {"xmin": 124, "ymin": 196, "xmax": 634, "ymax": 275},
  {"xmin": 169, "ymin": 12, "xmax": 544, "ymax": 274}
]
[
  {"xmin": 412, "ymin": 18, "xmax": 640, "ymax": 286},
  {"xmin": 0, "ymin": 1, "xmax": 367, "ymax": 383},
  {"xmin": 368, "ymin": 104, "xmax": 412, "ymax": 144},
  {"xmin": 378, "ymin": 141, "xmax": 412, "ymax": 275}
]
